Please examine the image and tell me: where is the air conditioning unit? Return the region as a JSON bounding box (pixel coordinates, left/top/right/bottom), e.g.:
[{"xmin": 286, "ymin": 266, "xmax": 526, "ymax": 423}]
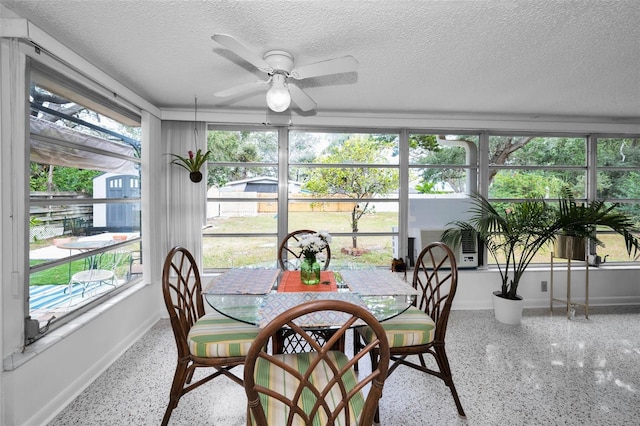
[{"xmin": 419, "ymin": 229, "xmax": 478, "ymax": 269}]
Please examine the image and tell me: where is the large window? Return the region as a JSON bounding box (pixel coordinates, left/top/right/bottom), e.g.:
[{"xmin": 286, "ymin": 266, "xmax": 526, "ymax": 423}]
[
  {"xmin": 204, "ymin": 130, "xmax": 481, "ymax": 270},
  {"xmin": 204, "ymin": 129, "xmax": 400, "ymax": 269},
  {"xmin": 487, "ymin": 135, "xmax": 586, "ymax": 200},
  {"xmin": 482, "ymin": 135, "xmax": 587, "ymax": 264},
  {"xmin": 203, "ymin": 128, "xmax": 278, "ymax": 269},
  {"xmin": 289, "ymin": 131, "xmax": 400, "ymax": 268},
  {"xmin": 595, "ymin": 137, "xmax": 640, "ymax": 261},
  {"xmin": 28, "ymin": 62, "xmax": 141, "ymax": 344},
  {"xmin": 485, "ymin": 134, "xmax": 640, "ymax": 263},
  {"xmin": 406, "ymin": 133, "xmax": 479, "ymax": 267},
  {"xmin": 203, "ymin": 129, "xmax": 640, "ymax": 270}
]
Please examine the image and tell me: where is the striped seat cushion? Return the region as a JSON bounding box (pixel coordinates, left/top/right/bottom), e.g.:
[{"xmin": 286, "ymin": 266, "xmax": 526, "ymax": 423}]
[
  {"xmin": 252, "ymin": 351, "xmax": 364, "ymax": 425},
  {"xmin": 187, "ymin": 312, "xmax": 260, "ymax": 357},
  {"xmin": 361, "ymin": 306, "xmax": 435, "ymax": 347}
]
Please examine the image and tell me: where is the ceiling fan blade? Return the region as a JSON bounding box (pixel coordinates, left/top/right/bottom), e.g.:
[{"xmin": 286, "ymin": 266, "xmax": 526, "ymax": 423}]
[
  {"xmin": 290, "ymin": 56, "xmax": 359, "ymax": 80},
  {"xmin": 289, "ymin": 84, "xmax": 317, "ymax": 111},
  {"xmin": 214, "ymin": 80, "xmax": 269, "ymax": 98},
  {"xmin": 212, "ymin": 34, "xmax": 272, "ymax": 73}
]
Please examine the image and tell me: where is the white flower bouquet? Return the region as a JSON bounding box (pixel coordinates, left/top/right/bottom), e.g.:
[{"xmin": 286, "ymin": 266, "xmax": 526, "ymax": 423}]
[{"xmin": 296, "ymin": 231, "xmax": 332, "ymax": 259}]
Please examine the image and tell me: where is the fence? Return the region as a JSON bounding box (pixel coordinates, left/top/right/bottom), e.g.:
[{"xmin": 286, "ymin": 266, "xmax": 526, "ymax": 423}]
[
  {"xmin": 30, "ymin": 192, "xmax": 93, "ymax": 241},
  {"xmin": 208, "ymin": 192, "xmax": 359, "ymax": 217}
]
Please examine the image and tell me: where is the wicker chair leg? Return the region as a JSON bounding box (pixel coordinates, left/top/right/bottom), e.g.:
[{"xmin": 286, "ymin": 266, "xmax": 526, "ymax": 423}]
[
  {"xmin": 434, "ymin": 345, "xmax": 466, "ymax": 418},
  {"xmin": 162, "ymin": 359, "xmax": 190, "ymax": 426},
  {"xmin": 369, "ymin": 348, "xmax": 382, "ymax": 424}
]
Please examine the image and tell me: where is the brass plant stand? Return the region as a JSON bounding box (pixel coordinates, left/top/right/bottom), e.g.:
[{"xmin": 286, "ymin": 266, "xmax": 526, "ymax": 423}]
[{"xmin": 550, "ymin": 251, "xmax": 589, "ymax": 319}]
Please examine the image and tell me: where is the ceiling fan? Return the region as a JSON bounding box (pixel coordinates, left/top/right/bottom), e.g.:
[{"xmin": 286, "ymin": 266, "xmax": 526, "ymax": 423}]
[{"xmin": 211, "ymin": 34, "xmax": 359, "ymax": 112}]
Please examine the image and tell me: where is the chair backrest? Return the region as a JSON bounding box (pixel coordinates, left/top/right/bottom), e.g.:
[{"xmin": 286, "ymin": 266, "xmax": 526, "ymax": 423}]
[
  {"xmin": 128, "ymin": 248, "xmax": 143, "ymax": 277},
  {"xmin": 412, "ymin": 242, "xmax": 459, "ymax": 343},
  {"xmin": 162, "ymin": 246, "xmax": 205, "ymax": 359},
  {"xmin": 107, "ymin": 248, "xmax": 130, "ymax": 276},
  {"xmin": 278, "ymin": 229, "xmax": 331, "ymax": 271},
  {"xmin": 244, "ymin": 300, "xmax": 389, "ymax": 426}
]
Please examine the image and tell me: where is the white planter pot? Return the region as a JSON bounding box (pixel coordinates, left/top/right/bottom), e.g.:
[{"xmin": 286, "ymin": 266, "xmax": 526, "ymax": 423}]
[{"xmin": 492, "ymin": 291, "xmax": 524, "ymax": 325}]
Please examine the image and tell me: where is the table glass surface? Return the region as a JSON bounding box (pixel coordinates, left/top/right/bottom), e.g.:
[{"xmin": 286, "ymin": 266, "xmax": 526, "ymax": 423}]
[
  {"xmin": 57, "ymin": 239, "xmax": 118, "ymax": 271},
  {"xmin": 204, "ymin": 269, "xmax": 418, "ymax": 328}
]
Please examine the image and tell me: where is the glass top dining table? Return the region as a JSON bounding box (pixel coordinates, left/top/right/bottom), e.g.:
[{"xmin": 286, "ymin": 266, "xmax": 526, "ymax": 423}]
[{"xmin": 204, "ymin": 269, "xmax": 418, "ymax": 329}]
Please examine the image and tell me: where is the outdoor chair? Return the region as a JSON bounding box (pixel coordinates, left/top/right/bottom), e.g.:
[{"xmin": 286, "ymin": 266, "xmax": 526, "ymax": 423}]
[
  {"xmin": 354, "ymin": 241, "xmax": 465, "ymax": 422},
  {"xmin": 278, "ymin": 229, "xmax": 331, "ymax": 271},
  {"xmin": 127, "ymin": 249, "xmax": 143, "ymax": 279},
  {"xmin": 161, "ymin": 246, "xmax": 260, "ymax": 426},
  {"xmin": 68, "ymin": 249, "xmax": 127, "ymax": 297},
  {"xmin": 244, "ymin": 299, "xmax": 390, "ymax": 426}
]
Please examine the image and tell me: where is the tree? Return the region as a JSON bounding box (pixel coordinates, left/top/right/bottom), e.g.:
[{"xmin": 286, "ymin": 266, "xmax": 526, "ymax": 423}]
[
  {"xmin": 408, "ymin": 134, "xmax": 439, "ymax": 158},
  {"xmin": 596, "ymin": 138, "xmax": 640, "ymax": 201},
  {"xmin": 488, "ymin": 136, "xmax": 534, "ymax": 184},
  {"xmin": 487, "ymin": 136, "xmax": 593, "ymax": 198},
  {"xmin": 409, "ymin": 135, "xmax": 470, "ymax": 193},
  {"xmin": 207, "ymin": 130, "xmax": 266, "ymax": 187},
  {"xmin": 489, "ymin": 172, "xmax": 566, "ymax": 199},
  {"xmin": 289, "ymin": 132, "xmax": 332, "ymax": 181},
  {"xmin": 303, "ymin": 136, "xmax": 398, "ymax": 248}
]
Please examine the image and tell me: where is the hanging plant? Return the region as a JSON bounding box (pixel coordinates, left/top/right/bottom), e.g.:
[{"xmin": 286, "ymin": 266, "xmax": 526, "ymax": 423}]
[
  {"xmin": 168, "ymin": 96, "xmax": 210, "ymax": 182},
  {"xmin": 169, "ymin": 149, "xmax": 211, "ymax": 173}
]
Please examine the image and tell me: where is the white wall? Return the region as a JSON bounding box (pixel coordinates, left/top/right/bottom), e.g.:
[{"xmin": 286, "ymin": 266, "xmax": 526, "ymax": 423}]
[
  {"xmin": 3, "ymin": 285, "xmax": 159, "ymax": 426},
  {"xmin": 453, "ymin": 266, "xmax": 640, "ymax": 310}
]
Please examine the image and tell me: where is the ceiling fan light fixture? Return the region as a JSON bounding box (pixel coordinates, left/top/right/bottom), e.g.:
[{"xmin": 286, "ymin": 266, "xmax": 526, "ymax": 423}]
[{"xmin": 266, "ymin": 73, "xmax": 291, "ymax": 112}]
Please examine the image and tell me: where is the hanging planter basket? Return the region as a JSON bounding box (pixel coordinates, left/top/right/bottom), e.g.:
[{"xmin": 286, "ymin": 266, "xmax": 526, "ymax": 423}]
[
  {"xmin": 168, "ymin": 148, "xmax": 210, "ymax": 182},
  {"xmin": 169, "ymin": 98, "xmax": 210, "ymax": 184}
]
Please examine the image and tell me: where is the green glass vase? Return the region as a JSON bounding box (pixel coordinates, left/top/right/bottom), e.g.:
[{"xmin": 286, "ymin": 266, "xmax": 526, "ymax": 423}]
[{"xmin": 300, "ymin": 254, "xmax": 321, "ymax": 285}]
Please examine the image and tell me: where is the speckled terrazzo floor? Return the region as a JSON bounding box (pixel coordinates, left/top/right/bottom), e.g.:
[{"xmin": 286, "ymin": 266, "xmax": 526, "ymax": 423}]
[{"xmin": 49, "ymin": 306, "xmax": 640, "ymax": 425}]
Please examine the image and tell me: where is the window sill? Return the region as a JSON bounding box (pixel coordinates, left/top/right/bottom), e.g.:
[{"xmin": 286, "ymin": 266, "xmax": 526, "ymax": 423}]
[
  {"xmin": 3, "ymin": 281, "xmax": 148, "ymax": 371},
  {"xmin": 459, "ymin": 263, "xmax": 640, "ymax": 273}
]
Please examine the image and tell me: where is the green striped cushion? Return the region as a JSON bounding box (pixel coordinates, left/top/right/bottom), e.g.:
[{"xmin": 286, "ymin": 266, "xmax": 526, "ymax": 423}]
[
  {"xmin": 252, "ymin": 351, "xmax": 364, "ymax": 425},
  {"xmin": 187, "ymin": 312, "xmax": 259, "ymax": 357},
  {"xmin": 362, "ymin": 306, "xmax": 435, "ymax": 348}
]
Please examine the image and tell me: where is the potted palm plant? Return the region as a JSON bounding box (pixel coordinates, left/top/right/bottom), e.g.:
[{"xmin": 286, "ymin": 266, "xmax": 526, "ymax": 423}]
[
  {"xmin": 442, "ymin": 190, "xmax": 640, "ymax": 324},
  {"xmin": 442, "ymin": 194, "xmax": 558, "ymax": 324},
  {"xmin": 553, "ymin": 187, "xmax": 640, "ymax": 262}
]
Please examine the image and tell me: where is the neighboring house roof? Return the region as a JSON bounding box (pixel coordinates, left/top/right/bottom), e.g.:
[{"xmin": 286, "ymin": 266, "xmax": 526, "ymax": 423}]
[{"xmin": 220, "ymin": 177, "xmax": 302, "ymax": 193}]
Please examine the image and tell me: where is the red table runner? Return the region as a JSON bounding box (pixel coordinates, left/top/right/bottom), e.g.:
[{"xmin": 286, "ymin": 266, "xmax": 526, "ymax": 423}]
[{"xmin": 278, "ymin": 271, "xmax": 337, "ymax": 292}]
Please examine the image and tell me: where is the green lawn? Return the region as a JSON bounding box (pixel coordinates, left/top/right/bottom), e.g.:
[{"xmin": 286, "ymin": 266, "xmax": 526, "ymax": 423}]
[
  {"xmin": 30, "ymin": 252, "xmax": 132, "ymax": 286},
  {"xmin": 203, "ymin": 211, "xmax": 398, "ymax": 269},
  {"xmin": 30, "ymin": 259, "xmax": 88, "ymax": 285}
]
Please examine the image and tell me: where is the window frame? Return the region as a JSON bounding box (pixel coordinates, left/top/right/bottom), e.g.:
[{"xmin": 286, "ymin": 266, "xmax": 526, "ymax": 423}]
[
  {"xmin": 26, "ymin": 58, "xmax": 142, "ymax": 344},
  {"xmin": 203, "ymin": 127, "xmax": 640, "ymax": 271}
]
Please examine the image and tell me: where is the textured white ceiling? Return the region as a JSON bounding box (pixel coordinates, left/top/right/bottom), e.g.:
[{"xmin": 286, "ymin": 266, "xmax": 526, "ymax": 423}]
[{"xmin": 2, "ymin": 0, "xmax": 639, "ymax": 120}]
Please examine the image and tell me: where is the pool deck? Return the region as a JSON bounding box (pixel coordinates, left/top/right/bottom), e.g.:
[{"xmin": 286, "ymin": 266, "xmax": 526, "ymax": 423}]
[{"xmin": 29, "ymin": 233, "xmax": 138, "ymax": 322}]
